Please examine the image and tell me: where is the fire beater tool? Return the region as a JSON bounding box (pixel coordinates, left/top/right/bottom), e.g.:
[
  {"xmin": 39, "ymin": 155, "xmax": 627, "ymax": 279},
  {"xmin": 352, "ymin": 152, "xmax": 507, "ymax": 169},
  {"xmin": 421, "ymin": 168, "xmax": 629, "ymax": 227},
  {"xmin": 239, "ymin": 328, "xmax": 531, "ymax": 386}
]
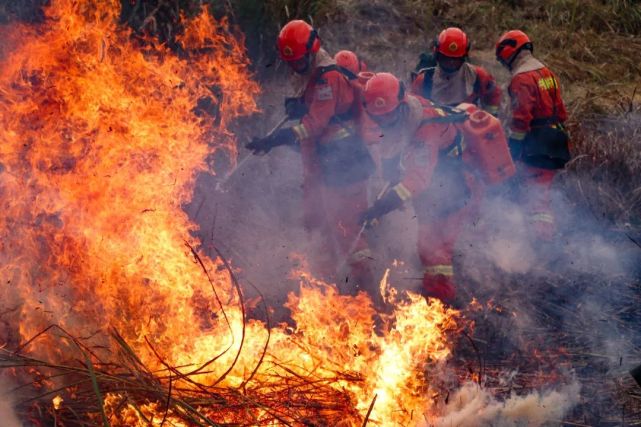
[
  {"xmin": 214, "ymin": 115, "xmax": 289, "ymax": 192},
  {"xmin": 336, "ymin": 182, "xmax": 390, "ymax": 277}
]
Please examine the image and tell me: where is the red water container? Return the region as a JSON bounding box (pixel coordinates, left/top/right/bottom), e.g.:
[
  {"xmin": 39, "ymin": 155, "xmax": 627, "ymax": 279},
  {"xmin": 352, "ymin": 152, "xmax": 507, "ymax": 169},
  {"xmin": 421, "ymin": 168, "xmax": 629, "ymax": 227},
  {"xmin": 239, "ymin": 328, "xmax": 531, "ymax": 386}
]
[{"xmin": 459, "ymin": 106, "xmax": 515, "ymax": 185}]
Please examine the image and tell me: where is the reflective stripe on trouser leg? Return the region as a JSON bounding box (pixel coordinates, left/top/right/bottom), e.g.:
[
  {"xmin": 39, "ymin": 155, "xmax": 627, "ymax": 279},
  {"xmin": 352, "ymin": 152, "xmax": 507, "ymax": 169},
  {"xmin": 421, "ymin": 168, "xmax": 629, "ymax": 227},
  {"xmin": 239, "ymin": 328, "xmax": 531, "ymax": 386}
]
[
  {"xmin": 530, "ymin": 212, "xmax": 555, "ymax": 224},
  {"xmin": 424, "ymin": 264, "xmax": 454, "ymax": 276}
]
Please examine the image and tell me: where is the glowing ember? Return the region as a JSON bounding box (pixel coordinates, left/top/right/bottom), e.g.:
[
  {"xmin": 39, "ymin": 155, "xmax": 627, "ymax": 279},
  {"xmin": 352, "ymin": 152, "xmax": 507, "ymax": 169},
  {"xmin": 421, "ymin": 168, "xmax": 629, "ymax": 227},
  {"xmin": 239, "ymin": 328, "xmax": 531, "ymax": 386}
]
[
  {"xmin": 0, "ymin": 1, "xmax": 462, "ymax": 425},
  {"xmin": 52, "ymin": 395, "xmax": 63, "ymax": 410}
]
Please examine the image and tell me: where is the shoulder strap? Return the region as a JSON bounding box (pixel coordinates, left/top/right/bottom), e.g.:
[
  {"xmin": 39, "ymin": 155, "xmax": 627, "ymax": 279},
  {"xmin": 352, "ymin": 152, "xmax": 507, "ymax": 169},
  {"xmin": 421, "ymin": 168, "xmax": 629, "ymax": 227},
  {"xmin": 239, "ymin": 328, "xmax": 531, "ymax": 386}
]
[
  {"xmin": 442, "ymin": 131, "xmax": 465, "ymax": 159},
  {"xmin": 472, "ymin": 68, "xmax": 481, "ymax": 97},
  {"xmin": 315, "ymin": 64, "xmax": 359, "ymax": 123},
  {"xmin": 316, "ymin": 64, "xmax": 357, "ymax": 84},
  {"xmin": 418, "ymin": 104, "xmax": 468, "ymax": 127},
  {"xmin": 419, "ymin": 114, "xmax": 468, "ymax": 126},
  {"xmin": 550, "ymin": 71, "xmax": 559, "ymax": 121},
  {"xmin": 418, "ymin": 66, "xmax": 436, "ymax": 99},
  {"xmin": 415, "ymin": 52, "xmax": 436, "ymax": 72}
]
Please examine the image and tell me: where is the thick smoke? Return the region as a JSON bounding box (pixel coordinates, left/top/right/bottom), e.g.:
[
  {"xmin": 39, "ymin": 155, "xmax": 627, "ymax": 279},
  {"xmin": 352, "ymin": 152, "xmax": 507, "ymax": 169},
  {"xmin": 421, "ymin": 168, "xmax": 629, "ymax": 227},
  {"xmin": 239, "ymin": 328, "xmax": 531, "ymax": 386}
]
[{"xmin": 427, "ymin": 380, "xmax": 581, "ymax": 427}]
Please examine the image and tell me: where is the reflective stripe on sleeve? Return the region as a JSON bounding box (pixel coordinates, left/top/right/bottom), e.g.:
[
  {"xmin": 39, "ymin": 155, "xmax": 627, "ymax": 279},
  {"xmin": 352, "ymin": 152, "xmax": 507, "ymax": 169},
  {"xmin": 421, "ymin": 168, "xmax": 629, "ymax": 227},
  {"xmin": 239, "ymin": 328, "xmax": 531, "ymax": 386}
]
[
  {"xmin": 293, "ymin": 124, "xmax": 309, "ymax": 140},
  {"xmin": 392, "ymin": 183, "xmax": 412, "ymax": 201},
  {"xmin": 510, "ymin": 131, "xmax": 526, "ymax": 140}
]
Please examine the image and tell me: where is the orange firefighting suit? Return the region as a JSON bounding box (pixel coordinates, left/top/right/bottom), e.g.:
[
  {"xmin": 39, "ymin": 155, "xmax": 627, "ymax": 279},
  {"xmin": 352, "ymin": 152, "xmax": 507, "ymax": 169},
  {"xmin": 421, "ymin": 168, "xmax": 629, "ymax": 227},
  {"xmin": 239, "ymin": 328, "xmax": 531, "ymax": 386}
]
[
  {"xmin": 507, "ymin": 50, "xmax": 569, "ymax": 240},
  {"xmin": 292, "ymin": 49, "xmax": 375, "ymax": 290},
  {"xmin": 411, "ymin": 63, "xmax": 501, "ymax": 115},
  {"xmin": 361, "ymin": 95, "xmax": 482, "ymax": 302}
]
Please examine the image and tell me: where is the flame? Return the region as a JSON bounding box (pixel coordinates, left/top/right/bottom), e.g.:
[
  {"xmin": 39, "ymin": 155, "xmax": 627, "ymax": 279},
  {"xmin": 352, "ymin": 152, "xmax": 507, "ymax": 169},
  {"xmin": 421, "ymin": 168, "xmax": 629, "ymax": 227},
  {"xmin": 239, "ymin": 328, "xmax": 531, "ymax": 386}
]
[
  {"xmin": 285, "ymin": 269, "xmax": 461, "ymax": 424},
  {"xmin": 0, "ymin": 1, "xmax": 463, "ymax": 425},
  {"xmin": 0, "ymin": 0, "xmax": 257, "ymax": 370}
]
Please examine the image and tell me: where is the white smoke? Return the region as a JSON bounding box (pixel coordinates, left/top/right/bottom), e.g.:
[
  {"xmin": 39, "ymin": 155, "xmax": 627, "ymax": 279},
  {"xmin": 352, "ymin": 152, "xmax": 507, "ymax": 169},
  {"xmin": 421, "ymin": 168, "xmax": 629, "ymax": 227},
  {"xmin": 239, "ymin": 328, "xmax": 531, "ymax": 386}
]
[
  {"xmin": 477, "ymin": 196, "xmax": 537, "ymax": 274},
  {"xmin": 425, "ymin": 380, "xmax": 581, "ymax": 427}
]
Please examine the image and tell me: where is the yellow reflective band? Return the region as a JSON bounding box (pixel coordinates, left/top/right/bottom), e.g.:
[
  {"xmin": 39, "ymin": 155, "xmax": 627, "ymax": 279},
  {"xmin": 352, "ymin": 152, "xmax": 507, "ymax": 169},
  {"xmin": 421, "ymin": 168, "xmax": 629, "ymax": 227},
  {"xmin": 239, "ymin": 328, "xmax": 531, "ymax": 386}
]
[
  {"xmin": 486, "ymin": 105, "xmax": 499, "ymax": 115},
  {"xmin": 531, "ymin": 213, "xmax": 555, "ymax": 224},
  {"xmin": 537, "ymin": 76, "xmax": 558, "ymax": 91},
  {"xmin": 424, "ymin": 265, "xmax": 454, "ymax": 276},
  {"xmin": 293, "ymin": 124, "xmax": 309, "ymax": 140},
  {"xmin": 393, "ymin": 183, "xmax": 412, "ymax": 201},
  {"xmin": 331, "ymin": 128, "xmax": 351, "ymax": 140},
  {"xmin": 511, "ymin": 131, "xmax": 526, "ymax": 140},
  {"xmin": 434, "ymin": 108, "xmax": 447, "ymax": 117},
  {"xmin": 350, "ymin": 248, "xmax": 372, "ymax": 262}
]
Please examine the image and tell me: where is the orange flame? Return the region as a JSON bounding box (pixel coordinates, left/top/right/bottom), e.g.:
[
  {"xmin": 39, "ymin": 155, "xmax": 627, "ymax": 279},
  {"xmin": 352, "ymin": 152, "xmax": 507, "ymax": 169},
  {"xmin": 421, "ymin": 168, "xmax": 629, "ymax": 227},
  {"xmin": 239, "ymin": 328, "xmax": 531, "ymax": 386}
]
[
  {"xmin": 0, "ymin": 0, "xmax": 257, "ymax": 367},
  {"xmin": 0, "ymin": 1, "xmax": 463, "ymax": 424}
]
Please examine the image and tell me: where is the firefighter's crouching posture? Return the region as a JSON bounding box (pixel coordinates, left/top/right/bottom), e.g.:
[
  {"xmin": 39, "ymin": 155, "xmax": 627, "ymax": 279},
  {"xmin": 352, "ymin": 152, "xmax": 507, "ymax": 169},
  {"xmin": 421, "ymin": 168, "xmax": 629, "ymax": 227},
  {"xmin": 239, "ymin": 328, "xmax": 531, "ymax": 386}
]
[
  {"xmin": 246, "ymin": 21, "xmax": 376, "ymax": 296},
  {"xmin": 358, "ymin": 73, "xmax": 514, "ymax": 304},
  {"xmin": 496, "ymin": 30, "xmax": 571, "ymax": 241},
  {"xmin": 411, "ymin": 27, "xmax": 501, "ymax": 115}
]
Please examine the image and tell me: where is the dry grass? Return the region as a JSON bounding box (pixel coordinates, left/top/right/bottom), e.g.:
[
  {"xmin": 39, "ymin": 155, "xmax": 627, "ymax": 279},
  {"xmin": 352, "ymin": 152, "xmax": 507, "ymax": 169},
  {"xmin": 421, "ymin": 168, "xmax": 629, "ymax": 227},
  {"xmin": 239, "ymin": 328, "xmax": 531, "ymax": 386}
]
[
  {"xmin": 560, "ymin": 89, "xmax": 641, "ymax": 233},
  {"xmin": 0, "ymin": 329, "xmax": 363, "ymax": 426}
]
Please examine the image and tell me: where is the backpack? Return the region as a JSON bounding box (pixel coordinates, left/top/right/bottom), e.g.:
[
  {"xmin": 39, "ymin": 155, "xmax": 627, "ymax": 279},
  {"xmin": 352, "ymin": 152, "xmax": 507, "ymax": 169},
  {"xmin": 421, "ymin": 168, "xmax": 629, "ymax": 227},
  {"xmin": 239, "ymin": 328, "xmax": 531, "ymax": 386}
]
[
  {"xmin": 420, "ymin": 104, "xmax": 515, "ymax": 185},
  {"xmin": 314, "ymin": 64, "xmax": 375, "ymax": 186}
]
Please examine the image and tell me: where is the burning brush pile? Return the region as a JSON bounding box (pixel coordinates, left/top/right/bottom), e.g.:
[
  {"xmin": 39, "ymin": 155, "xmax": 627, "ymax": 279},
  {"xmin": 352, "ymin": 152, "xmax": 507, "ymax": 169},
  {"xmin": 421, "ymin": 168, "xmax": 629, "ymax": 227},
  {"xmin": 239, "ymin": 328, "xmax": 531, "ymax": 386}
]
[{"xmin": 0, "ymin": 1, "xmax": 480, "ymax": 425}]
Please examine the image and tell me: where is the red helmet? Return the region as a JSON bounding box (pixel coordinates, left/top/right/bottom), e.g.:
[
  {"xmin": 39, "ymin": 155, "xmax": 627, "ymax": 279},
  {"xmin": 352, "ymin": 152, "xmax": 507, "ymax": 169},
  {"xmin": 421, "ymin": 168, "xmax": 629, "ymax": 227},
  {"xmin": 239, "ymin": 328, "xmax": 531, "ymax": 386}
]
[
  {"xmin": 496, "ymin": 30, "xmax": 532, "ymax": 66},
  {"xmin": 362, "ymin": 73, "xmax": 405, "ymax": 116},
  {"xmin": 434, "ymin": 27, "xmax": 470, "ymax": 58},
  {"xmin": 277, "ymin": 20, "xmax": 320, "ymax": 61},
  {"xmin": 335, "ymin": 50, "xmax": 367, "ymax": 75}
]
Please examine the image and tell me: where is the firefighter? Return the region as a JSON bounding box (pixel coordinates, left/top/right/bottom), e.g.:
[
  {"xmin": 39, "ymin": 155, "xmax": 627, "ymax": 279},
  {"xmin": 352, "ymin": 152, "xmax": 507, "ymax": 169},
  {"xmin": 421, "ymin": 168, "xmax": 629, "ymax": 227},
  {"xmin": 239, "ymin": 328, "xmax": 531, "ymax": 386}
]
[
  {"xmin": 245, "ymin": 20, "xmax": 377, "ymax": 299},
  {"xmin": 358, "ymin": 73, "xmax": 484, "ymax": 304},
  {"xmin": 334, "ymin": 50, "xmax": 367, "ymax": 76},
  {"xmin": 496, "ymin": 30, "xmax": 570, "ymax": 241},
  {"xmin": 411, "ymin": 27, "xmax": 501, "ymax": 115}
]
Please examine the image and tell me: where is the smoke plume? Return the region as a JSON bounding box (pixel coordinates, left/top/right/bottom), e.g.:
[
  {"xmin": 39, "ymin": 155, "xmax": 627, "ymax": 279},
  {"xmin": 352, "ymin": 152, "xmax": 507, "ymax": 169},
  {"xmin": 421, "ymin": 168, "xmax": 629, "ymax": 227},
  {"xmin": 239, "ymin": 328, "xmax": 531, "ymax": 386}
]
[{"xmin": 429, "ymin": 380, "xmax": 581, "ymax": 427}]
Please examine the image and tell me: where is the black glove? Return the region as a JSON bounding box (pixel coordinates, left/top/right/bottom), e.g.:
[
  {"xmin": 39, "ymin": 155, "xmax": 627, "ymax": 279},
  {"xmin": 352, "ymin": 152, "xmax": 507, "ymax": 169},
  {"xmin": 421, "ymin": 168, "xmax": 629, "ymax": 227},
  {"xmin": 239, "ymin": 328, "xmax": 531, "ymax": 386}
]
[
  {"xmin": 508, "ymin": 137, "xmax": 523, "ymax": 161},
  {"xmin": 360, "ymin": 190, "xmax": 404, "ymax": 228},
  {"xmin": 284, "ymin": 97, "xmax": 308, "ymax": 120},
  {"xmin": 245, "ymin": 127, "xmax": 298, "ymax": 155}
]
